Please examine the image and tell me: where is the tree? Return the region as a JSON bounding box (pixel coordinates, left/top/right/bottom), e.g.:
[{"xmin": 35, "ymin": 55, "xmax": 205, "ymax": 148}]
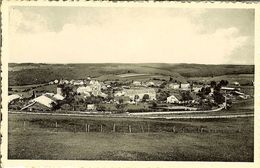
[
  {"xmin": 220, "ymin": 80, "xmax": 228, "ymax": 86},
  {"xmin": 151, "ymin": 101, "xmax": 157, "ymax": 109},
  {"xmin": 60, "ymin": 104, "xmax": 72, "ymax": 111},
  {"xmin": 204, "ymin": 87, "xmax": 211, "ymax": 95},
  {"xmin": 156, "ymin": 90, "xmax": 170, "ymax": 102},
  {"xmin": 181, "ymin": 91, "xmax": 192, "ymax": 101},
  {"xmin": 118, "ymin": 98, "xmax": 124, "ymax": 104},
  {"xmin": 115, "ymin": 98, "xmax": 126, "ymax": 113},
  {"xmin": 96, "ymin": 104, "xmax": 107, "ymax": 111},
  {"xmin": 210, "ymin": 81, "xmax": 217, "ymax": 88},
  {"xmin": 134, "ymin": 95, "xmax": 139, "ymax": 102},
  {"xmin": 142, "ymin": 94, "xmax": 150, "ymax": 102},
  {"xmin": 213, "ymin": 90, "xmax": 225, "ymax": 104}
]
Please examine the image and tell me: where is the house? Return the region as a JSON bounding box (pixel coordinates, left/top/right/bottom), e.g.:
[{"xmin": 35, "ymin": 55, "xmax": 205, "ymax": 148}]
[
  {"xmin": 59, "ymin": 79, "xmax": 69, "ymax": 84},
  {"xmin": 77, "ymin": 86, "xmax": 92, "ymax": 94},
  {"xmin": 73, "ymin": 80, "xmax": 84, "ymax": 86},
  {"xmin": 53, "ymin": 94, "xmax": 65, "ymax": 101},
  {"xmin": 166, "ymin": 95, "xmax": 180, "ymax": 104},
  {"xmin": 221, "ymin": 86, "xmax": 240, "ymax": 91},
  {"xmin": 123, "ymin": 88, "xmax": 156, "ymax": 101},
  {"xmin": 232, "ymin": 91, "xmax": 250, "ymax": 99},
  {"xmin": 87, "ymin": 104, "xmax": 96, "ymax": 111},
  {"xmin": 31, "ymin": 95, "xmax": 57, "ymax": 108},
  {"xmin": 169, "ymin": 83, "xmax": 179, "ymax": 89},
  {"xmin": 233, "ymin": 81, "xmax": 240, "ymax": 86},
  {"xmin": 77, "ymin": 83, "xmax": 107, "ymax": 98},
  {"xmin": 133, "ymin": 81, "xmax": 142, "ymax": 86},
  {"xmin": 169, "ymin": 83, "xmax": 190, "ymax": 90},
  {"xmin": 193, "ymin": 87, "xmax": 202, "ymax": 93},
  {"xmin": 114, "ymin": 91, "xmax": 126, "ymax": 97},
  {"xmin": 8, "ymin": 94, "xmax": 22, "ymax": 104},
  {"xmin": 54, "ymin": 80, "xmax": 59, "ymax": 84},
  {"xmin": 21, "ymin": 94, "xmax": 57, "ymax": 111},
  {"xmin": 180, "ymin": 83, "xmax": 190, "ymax": 90}
]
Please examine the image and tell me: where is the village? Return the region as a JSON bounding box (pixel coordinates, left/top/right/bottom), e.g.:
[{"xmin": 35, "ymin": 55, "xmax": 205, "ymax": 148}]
[{"xmin": 8, "ymin": 74, "xmax": 253, "ymax": 114}]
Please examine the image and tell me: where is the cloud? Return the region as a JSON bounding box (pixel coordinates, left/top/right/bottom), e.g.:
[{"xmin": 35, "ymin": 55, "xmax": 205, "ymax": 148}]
[{"xmin": 9, "ymin": 8, "xmax": 252, "ymax": 64}]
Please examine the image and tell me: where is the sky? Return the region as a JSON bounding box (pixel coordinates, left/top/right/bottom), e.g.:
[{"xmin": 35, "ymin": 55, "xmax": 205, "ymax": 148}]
[{"xmin": 9, "ymin": 7, "xmax": 254, "ymax": 64}]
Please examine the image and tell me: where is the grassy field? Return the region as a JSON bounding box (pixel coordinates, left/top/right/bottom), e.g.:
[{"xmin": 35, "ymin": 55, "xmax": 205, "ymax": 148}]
[
  {"xmin": 8, "ymin": 113, "xmax": 254, "ymax": 161},
  {"xmin": 9, "ymin": 63, "xmax": 254, "ymax": 86}
]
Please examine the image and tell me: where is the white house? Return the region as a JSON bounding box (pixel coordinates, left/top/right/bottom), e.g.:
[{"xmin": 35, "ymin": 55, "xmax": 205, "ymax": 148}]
[
  {"xmin": 30, "ymin": 95, "xmax": 57, "ymax": 108},
  {"xmin": 124, "ymin": 88, "xmax": 156, "ymax": 101},
  {"xmin": 73, "ymin": 80, "xmax": 84, "ymax": 86},
  {"xmin": 169, "ymin": 83, "xmax": 190, "ymax": 90},
  {"xmin": 77, "ymin": 86, "xmax": 92, "ymax": 94},
  {"xmin": 54, "ymin": 80, "xmax": 59, "ymax": 84},
  {"xmin": 53, "ymin": 94, "xmax": 65, "ymax": 101},
  {"xmin": 114, "ymin": 91, "xmax": 126, "ymax": 97},
  {"xmin": 166, "ymin": 95, "xmax": 180, "ymax": 104},
  {"xmin": 180, "ymin": 83, "xmax": 190, "ymax": 90},
  {"xmin": 87, "ymin": 104, "xmax": 96, "ymax": 110},
  {"xmin": 8, "ymin": 94, "xmax": 22, "ymax": 104},
  {"xmin": 133, "ymin": 81, "xmax": 142, "ymax": 86},
  {"xmin": 233, "ymin": 81, "xmax": 240, "ymax": 86},
  {"xmin": 169, "ymin": 83, "xmax": 180, "ymax": 89}
]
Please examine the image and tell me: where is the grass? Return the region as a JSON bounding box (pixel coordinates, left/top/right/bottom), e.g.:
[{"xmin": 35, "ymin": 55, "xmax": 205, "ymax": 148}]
[
  {"xmin": 9, "ymin": 63, "xmax": 254, "ymax": 86},
  {"xmin": 8, "ymin": 113, "xmax": 254, "ymax": 161}
]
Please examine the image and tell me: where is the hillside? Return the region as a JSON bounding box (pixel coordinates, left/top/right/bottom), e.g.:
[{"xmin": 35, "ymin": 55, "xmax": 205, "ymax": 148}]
[{"xmin": 8, "ymin": 63, "xmax": 254, "ymax": 86}]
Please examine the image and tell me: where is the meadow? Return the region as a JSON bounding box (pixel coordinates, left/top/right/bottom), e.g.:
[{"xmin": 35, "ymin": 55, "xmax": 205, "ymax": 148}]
[
  {"xmin": 9, "ymin": 63, "xmax": 254, "ymax": 86},
  {"xmin": 8, "ymin": 112, "xmax": 254, "ymax": 161}
]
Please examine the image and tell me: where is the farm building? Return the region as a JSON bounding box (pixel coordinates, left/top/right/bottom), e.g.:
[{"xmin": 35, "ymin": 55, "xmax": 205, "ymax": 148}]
[
  {"xmin": 8, "ymin": 94, "xmax": 22, "ymax": 104},
  {"xmin": 233, "ymin": 81, "xmax": 240, "ymax": 86},
  {"xmin": 21, "ymin": 94, "xmax": 58, "ymax": 111},
  {"xmin": 123, "ymin": 88, "xmax": 156, "ymax": 101},
  {"xmin": 221, "ymin": 86, "xmax": 240, "ymax": 91},
  {"xmin": 166, "ymin": 95, "xmax": 180, "ymax": 104},
  {"xmin": 53, "ymin": 94, "xmax": 65, "ymax": 100},
  {"xmin": 73, "ymin": 80, "xmax": 84, "ymax": 86},
  {"xmin": 114, "ymin": 91, "xmax": 126, "ymax": 97},
  {"xmin": 87, "ymin": 104, "xmax": 96, "ymax": 111},
  {"xmin": 77, "ymin": 83, "xmax": 107, "ymax": 98},
  {"xmin": 133, "ymin": 81, "xmax": 142, "ymax": 86},
  {"xmin": 169, "ymin": 83, "xmax": 179, "ymax": 89},
  {"xmin": 169, "ymin": 83, "xmax": 190, "ymax": 90},
  {"xmin": 77, "ymin": 86, "xmax": 92, "ymax": 94}
]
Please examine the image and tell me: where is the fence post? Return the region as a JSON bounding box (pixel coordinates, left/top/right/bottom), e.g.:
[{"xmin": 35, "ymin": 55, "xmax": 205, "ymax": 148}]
[
  {"xmin": 100, "ymin": 125, "xmax": 103, "ymax": 132},
  {"xmin": 85, "ymin": 124, "xmax": 88, "ymax": 133},
  {"xmin": 147, "ymin": 124, "xmax": 150, "ymax": 133},
  {"xmin": 129, "ymin": 125, "xmax": 132, "ymax": 133},
  {"xmin": 55, "ymin": 121, "xmax": 58, "ymax": 128},
  {"xmin": 23, "ymin": 121, "xmax": 26, "ymax": 130},
  {"xmin": 172, "ymin": 126, "xmax": 175, "ymax": 133},
  {"xmin": 141, "ymin": 125, "xmax": 144, "ymax": 133},
  {"xmin": 113, "ymin": 123, "xmax": 116, "ymax": 132},
  {"xmin": 88, "ymin": 124, "xmax": 90, "ymax": 132}
]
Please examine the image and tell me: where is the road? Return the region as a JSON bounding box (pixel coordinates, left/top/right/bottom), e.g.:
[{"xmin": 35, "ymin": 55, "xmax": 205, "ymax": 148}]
[{"xmin": 9, "ymin": 110, "xmax": 254, "ymax": 120}]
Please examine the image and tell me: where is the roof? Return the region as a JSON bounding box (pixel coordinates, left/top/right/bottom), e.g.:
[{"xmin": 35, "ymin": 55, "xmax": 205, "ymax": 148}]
[
  {"xmin": 30, "ymin": 95, "xmax": 57, "ymax": 108},
  {"xmin": 77, "ymin": 86, "xmax": 92, "ymax": 93},
  {"xmin": 167, "ymin": 95, "xmax": 180, "ymax": 101},
  {"xmin": 8, "ymin": 94, "xmax": 21, "ymax": 103},
  {"xmin": 221, "ymin": 87, "xmax": 236, "ymax": 91},
  {"xmin": 115, "ymin": 96, "xmax": 131, "ymax": 102},
  {"xmin": 53, "ymin": 94, "xmax": 65, "ymax": 100},
  {"xmin": 124, "ymin": 88, "xmax": 156, "ymax": 95}
]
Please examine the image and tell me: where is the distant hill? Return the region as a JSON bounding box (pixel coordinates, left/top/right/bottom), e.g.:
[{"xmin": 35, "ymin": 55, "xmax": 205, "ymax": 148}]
[{"xmin": 8, "ymin": 63, "xmax": 254, "ymax": 86}]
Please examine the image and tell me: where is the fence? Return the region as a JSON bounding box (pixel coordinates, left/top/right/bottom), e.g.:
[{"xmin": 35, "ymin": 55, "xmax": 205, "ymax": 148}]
[{"xmin": 14, "ymin": 120, "xmax": 245, "ymax": 134}]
